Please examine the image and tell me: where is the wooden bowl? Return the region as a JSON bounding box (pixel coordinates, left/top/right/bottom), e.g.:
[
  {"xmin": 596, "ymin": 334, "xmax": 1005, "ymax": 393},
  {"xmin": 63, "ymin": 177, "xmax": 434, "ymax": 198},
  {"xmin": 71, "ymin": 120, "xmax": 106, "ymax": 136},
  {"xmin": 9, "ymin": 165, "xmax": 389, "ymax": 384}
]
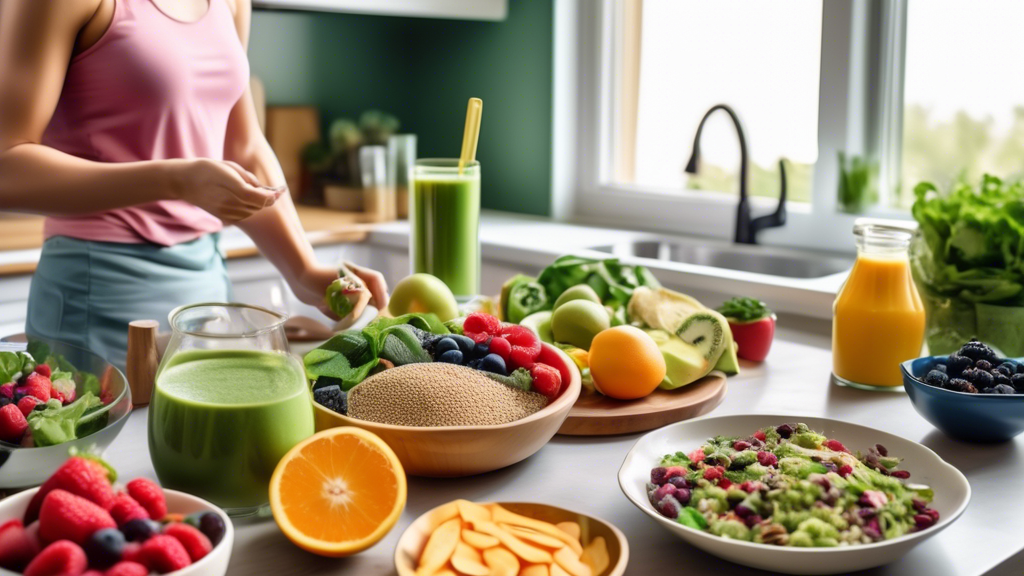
[
  {"xmin": 395, "ymin": 501, "xmax": 629, "ymax": 576},
  {"xmin": 313, "ymin": 343, "xmax": 581, "ymax": 477}
]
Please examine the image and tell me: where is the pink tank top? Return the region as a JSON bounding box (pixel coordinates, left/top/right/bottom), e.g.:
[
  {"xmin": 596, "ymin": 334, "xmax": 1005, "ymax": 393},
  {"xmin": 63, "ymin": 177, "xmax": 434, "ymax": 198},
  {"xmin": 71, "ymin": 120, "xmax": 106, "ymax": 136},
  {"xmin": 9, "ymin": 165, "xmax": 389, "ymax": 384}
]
[{"xmin": 42, "ymin": 0, "xmax": 249, "ymax": 246}]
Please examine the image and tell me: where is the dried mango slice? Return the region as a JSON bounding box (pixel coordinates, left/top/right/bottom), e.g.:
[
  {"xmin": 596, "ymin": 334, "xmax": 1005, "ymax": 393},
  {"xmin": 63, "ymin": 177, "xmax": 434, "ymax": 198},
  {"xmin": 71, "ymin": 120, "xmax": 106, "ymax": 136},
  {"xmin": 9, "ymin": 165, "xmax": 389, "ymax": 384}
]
[
  {"xmin": 554, "ymin": 547, "xmax": 593, "ymax": 576},
  {"xmin": 482, "ymin": 546, "xmax": 520, "ymax": 576},
  {"xmin": 520, "ymin": 566, "xmax": 551, "ymax": 576},
  {"xmin": 501, "ymin": 525, "xmax": 569, "ymax": 550},
  {"xmin": 455, "ymin": 500, "xmax": 492, "ymax": 524},
  {"xmin": 490, "ymin": 506, "xmax": 583, "ymax": 554},
  {"xmin": 460, "ymin": 529, "xmax": 500, "ymax": 550},
  {"xmin": 555, "ymin": 522, "xmax": 581, "ymax": 541},
  {"xmin": 470, "ymin": 521, "xmax": 553, "ymax": 564},
  {"xmin": 579, "ymin": 537, "xmax": 609, "ymax": 576},
  {"xmin": 416, "ymin": 518, "xmax": 461, "ymax": 576},
  {"xmin": 451, "ymin": 542, "xmax": 489, "ymax": 576}
]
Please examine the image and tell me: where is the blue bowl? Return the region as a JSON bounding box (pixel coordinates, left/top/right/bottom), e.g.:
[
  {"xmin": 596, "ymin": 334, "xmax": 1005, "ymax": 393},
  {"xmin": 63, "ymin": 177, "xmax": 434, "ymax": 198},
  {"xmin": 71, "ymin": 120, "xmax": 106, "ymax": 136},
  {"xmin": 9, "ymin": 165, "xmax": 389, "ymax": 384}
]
[{"xmin": 901, "ymin": 355, "xmax": 1024, "ymax": 442}]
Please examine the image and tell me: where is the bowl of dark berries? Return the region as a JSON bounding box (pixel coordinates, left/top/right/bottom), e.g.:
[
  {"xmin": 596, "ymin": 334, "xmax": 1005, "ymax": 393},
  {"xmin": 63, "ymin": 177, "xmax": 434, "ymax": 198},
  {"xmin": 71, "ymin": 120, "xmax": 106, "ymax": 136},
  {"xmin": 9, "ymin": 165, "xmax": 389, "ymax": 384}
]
[{"xmin": 902, "ymin": 339, "xmax": 1024, "ymax": 442}]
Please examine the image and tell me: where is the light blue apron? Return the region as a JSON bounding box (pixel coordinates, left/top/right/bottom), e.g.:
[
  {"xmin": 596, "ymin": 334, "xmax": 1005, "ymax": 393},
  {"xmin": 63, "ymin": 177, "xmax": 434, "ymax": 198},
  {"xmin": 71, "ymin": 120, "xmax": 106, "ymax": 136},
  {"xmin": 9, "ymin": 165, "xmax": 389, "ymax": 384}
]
[{"xmin": 26, "ymin": 234, "xmax": 232, "ymax": 373}]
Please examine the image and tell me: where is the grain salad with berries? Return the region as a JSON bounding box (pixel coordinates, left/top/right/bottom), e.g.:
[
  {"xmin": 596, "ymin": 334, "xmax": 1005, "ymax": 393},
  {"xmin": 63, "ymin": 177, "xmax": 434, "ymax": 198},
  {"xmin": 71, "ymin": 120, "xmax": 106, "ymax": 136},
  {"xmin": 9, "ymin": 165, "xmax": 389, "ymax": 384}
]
[{"xmin": 646, "ymin": 423, "xmax": 939, "ymax": 547}]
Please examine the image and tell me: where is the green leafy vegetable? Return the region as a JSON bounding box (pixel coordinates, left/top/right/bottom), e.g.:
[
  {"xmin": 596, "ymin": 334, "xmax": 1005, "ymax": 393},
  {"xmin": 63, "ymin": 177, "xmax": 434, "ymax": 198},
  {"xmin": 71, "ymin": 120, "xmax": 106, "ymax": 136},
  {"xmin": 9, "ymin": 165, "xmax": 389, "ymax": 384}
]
[
  {"xmin": 0, "ymin": 352, "xmax": 22, "ymax": 384},
  {"xmin": 27, "ymin": 392, "xmax": 102, "ymax": 447},
  {"xmin": 483, "ymin": 368, "xmax": 534, "ymax": 391},
  {"xmin": 716, "ymin": 297, "xmax": 772, "ymax": 322}
]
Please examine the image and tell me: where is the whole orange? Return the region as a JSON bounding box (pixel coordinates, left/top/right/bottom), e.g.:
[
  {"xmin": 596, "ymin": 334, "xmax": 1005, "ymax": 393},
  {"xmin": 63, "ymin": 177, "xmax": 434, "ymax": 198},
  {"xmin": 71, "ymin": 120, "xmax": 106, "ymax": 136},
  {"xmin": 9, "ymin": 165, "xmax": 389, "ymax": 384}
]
[{"xmin": 588, "ymin": 325, "xmax": 667, "ymax": 400}]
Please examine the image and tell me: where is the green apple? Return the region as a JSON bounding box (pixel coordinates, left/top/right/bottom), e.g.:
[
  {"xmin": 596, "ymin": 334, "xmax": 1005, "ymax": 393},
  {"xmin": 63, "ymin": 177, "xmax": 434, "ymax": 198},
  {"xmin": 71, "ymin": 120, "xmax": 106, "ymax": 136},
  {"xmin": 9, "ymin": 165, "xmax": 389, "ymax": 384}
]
[
  {"xmin": 553, "ymin": 284, "xmax": 602, "ymax": 310},
  {"xmin": 551, "ymin": 299, "xmax": 610, "ymax": 350},
  {"xmin": 520, "ymin": 311, "xmax": 554, "ymax": 343},
  {"xmin": 388, "ymin": 273, "xmax": 459, "ymax": 321}
]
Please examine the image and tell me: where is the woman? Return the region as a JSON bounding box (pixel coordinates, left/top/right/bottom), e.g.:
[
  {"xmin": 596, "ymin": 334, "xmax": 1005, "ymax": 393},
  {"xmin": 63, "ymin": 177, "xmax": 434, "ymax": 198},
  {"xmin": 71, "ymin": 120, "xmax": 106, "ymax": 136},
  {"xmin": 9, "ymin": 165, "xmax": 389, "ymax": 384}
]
[{"xmin": 0, "ymin": 0, "xmax": 387, "ymax": 369}]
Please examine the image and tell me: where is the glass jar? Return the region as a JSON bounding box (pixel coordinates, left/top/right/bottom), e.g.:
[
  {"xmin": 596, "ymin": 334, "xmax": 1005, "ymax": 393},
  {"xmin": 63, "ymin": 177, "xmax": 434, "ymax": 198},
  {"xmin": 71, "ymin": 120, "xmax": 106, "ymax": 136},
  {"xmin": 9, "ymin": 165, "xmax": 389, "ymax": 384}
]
[
  {"xmin": 410, "ymin": 159, "xmax": 481, "ymax": 300},
  {"xmin": 148, "ymin": 303, "xmax": 314, "ymax": 516},
  {"xmin": 833, "ymin": 224, "xmax": 926, "ymax": 390}
]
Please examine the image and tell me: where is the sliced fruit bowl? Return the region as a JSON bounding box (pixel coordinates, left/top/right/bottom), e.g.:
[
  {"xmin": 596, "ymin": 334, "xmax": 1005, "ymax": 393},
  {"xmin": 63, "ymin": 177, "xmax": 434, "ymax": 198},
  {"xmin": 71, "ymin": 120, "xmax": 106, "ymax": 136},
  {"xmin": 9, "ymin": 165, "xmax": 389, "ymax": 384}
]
[
  {"xmin": 312, "ymin": 343, "xmax": 582, "ymax": 477},
  {"xmin": 0, "ymin": 487, "xmax": 233, "ymax": 576},
  {"xmin": 0, "ymin": 337, "xmax": 132, "ymax": 489},
  {"xmin": 395, "ymin": 501, "xmax": 628, "ymax": 576}
]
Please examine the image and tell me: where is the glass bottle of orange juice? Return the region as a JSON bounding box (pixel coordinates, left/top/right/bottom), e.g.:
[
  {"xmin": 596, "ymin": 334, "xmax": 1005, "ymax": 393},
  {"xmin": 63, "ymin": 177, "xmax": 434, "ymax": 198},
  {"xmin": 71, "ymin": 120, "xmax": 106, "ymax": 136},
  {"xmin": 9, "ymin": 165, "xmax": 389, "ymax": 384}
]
[{"xmin": 833, "ymin": 224, "xmax": 925, "ymax": 389}]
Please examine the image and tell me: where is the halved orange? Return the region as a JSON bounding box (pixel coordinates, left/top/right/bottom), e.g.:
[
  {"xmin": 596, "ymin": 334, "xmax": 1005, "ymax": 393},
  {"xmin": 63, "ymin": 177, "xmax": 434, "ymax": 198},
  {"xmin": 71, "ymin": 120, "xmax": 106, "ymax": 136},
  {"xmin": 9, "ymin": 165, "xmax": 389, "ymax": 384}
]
[{"xmin": 269, "ymin": 427, "xmax": 407, "ymax": 557}]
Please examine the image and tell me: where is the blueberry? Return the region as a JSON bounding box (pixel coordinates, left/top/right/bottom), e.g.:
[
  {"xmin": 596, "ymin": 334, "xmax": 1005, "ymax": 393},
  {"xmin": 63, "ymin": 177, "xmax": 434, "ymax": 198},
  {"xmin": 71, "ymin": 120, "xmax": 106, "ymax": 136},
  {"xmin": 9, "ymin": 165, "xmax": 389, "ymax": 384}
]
[
  {"xmin": 0, "ymin": 398, "xmax": 9, "ymax": 408},
  {"xmin": 1010, "ymin": 373, "xmax": 1024, "ymax": 392},
  {"xmin": 435, "ymin": 338, "xmax": 459, "ymax": 356},
  {"xmin": 472, "ymin": 340, "xmax": 490, "ymax": 359},
  {"xmin": 946, "ymin": 353, "xmax": 972, "ymax": 377},
  {"xmin": 466, "ymin": 358, "xmax": 482, "ymax": 370},
  {"xmin": 961, "ymin": 368, "xmax": 994, "ymax": 389},
  {"xmin": 121, "ymin": 518, "xmax": 161, "ymax": 543},
  {"xmin": 993, "ymin": 383, "xmax": 1016, "ymax": 394},
  {"xmin": 923, "ymin": 370, "xmax": 948, "ymax": 388},
  {"xmin": 479, "ymin": 354, "xmax": 507, "ymax": 376},
  {"xmin": 84, "ymin": 528, "xmax": 125, "ymax": 568},
  {"xmin": 995, "ymin": 363, "xmax": 1015, "ymax": 377},
  {"xmin": 199, "ymin": 511, "xmax": 226, "ymax": 546},
  {"xmin": 933, "ymin": 364, "xmax": 947, "ymax": 374},
  {"xmin": 449, "ymin": 335, "xmax": 476, "ymax": 355},
  {"xmin": 313, "ymin": 385, "xmax": 347, "ymax": 415},
  {"xmin": 439, "ymin": 350, "xmax": 464, "ymax": 365},
  {"xmin": 993, "ymin": 371, "xmax": 1011, "ymax": 387},
  {"xmin": 981, "ymin": 387, "xmax": 996, "ymax": 394}
]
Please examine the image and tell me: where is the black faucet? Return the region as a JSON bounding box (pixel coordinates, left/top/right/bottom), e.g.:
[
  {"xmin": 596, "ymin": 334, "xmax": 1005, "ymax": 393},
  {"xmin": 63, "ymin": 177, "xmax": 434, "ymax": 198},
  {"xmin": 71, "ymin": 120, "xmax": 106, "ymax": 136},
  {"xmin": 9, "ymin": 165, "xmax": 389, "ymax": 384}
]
[{"xmin": 684, "ymin": 104, "xmax": 787, "ymax": 245}]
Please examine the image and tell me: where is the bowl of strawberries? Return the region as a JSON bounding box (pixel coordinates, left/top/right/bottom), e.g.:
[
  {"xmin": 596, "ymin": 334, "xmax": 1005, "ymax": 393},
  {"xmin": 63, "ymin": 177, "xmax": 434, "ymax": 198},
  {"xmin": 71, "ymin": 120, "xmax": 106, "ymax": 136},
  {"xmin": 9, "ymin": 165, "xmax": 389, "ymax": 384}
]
[
  {"xmin": 0, "ymin": 456, "xmax": 233, "ymax": 576},
  {"xmin": 0, "ymin": 337, "xmax": 132, "ymax": 489}
]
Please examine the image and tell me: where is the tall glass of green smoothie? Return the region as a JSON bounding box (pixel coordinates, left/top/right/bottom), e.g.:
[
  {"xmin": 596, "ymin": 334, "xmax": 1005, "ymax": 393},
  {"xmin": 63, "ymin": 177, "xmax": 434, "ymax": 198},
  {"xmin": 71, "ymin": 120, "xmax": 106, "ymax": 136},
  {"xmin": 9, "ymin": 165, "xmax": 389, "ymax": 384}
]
[
  {"xmin": 148, "ymin": 303, "xmax": 314, "ymax": 517},
  {"xmin": 411, "ymin": 159, "xmax": 481, "ymax": 299}
]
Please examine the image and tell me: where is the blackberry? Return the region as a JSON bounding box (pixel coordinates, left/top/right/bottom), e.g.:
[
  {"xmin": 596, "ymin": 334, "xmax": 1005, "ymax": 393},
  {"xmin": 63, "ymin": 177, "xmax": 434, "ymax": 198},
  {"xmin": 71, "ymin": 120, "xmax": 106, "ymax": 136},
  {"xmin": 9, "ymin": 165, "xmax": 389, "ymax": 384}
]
[
  {"xmin": 313, "ymin": 385, "xmax": 348, "ymax": 415},
  {"xmin": 992, "ymin": 383, "xmax": 1016, "ymax": 395},
  {"xmin": 974, "ymin": 360, "xmax": 993, "ymax": 371},
  {"xmin": 959, "ymin": 339, "xmax": 998, "ymax": 363},
  {"xmin": 1010, "ymin": 373, "xmax": 1024, "ymax": 392},
  {"xmin": 945, "ymin": 378, "xmax": 978, "ymax": 393},
  {"xmin": 992, "ymin": 371, "xmax": 1011, "ymax": 387},
  {"xmin": 997, "ymin": 362, "xmax": 1017, "ymax": 377},
  {"xmin": 933, "ymin": 364, "xmax": 947, "ymax": 374},
  {"xmin": 923, "ymin": 370, "xmax": 948, "ymax": 388},
  {"xmin": 945, "ymin": 353, "xmax": 972, "ymax": 377},
  {"xmin": 961, "ymin": 368, "xmax": 994, "ymax": 389},
  {"xmin": 1017, "ymin": 362, "xmax": 1024, "ymax": 375}
]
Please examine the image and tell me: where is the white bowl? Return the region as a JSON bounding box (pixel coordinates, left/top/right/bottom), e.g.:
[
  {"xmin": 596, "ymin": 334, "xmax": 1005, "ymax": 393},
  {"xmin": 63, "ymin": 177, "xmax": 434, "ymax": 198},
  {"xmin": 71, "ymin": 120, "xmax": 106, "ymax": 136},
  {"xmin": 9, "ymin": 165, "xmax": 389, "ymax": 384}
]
[
  {"xmin": 618, "ymin": 414, "xmax": 971, "ymax": 575},
  {"xmin": 0, "ymin": 488, "xmax": 233, "ymax": 576}
]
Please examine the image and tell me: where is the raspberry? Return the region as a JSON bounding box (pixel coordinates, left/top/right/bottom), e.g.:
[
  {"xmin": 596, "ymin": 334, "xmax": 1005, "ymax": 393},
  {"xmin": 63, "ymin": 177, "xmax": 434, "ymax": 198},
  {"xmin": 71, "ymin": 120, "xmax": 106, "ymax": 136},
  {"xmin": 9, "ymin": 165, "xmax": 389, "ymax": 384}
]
[
  {"xmin": 756, "ymin": 451, "xmax": 778, "ymax": 467},
  {"xmin": 501, "ymin": 325, "xmax": 542, "ymax": 367},
  {"xmin": 163, "ymin": 523, "xmax": 212, "ymax": 562},
  {"xmin": 753, "ymin": 430, "xmax": 767, "ymax": 442},
  {"xmin": 104, "ymin": 562, "xmax": 148, "ymax": 576},
  {"xmin": 23, "ymin": 373, "xmax": 51, "ymax": 403},
  {"xmin": 733, "ymin": 440, "xmax": 752, "ymax": 451},
  {"xmin": 26, "ymin": 456, "xmax": 116, "ymax": 524},
  {"xmin": 126, "ymin": 478, "xmax": 166, "ymax": 521},
  {"xmin": 838, "ymin": 464, "xmax": 854, "ymax": 477},
  {"xmin": 140, "ymin": 535, "xmax": 191, "ymax": 572},
  {"xmin": 34, "ymin": 364, "xmax": 52, "ymax": 378},
  {"xmin": 0, "ymin": 519, "xmax": 41, "ymax": 571},
  {"xmin": 702, "ymin": 466, "xmax": 724, "ymax": 481},
  {"xmin": 688, "ymin": 448, "xmax": 705, "ymax": 464},
  {"xmin": 488, "ymin": 337, "xmax": 511, "ymax": 362},
  {"xmin": 39, "ymin": 490, "xmax": 117, "ymax": 545},
  {"xmin": 824, "ymin": 439, "xmax": 849, "ymax": 453},
  {"xmin": 24, "ymin": 540, "xmax": 87, "ymax": 576},
  {"xmin": 17, "ymin": 396, "xmax": 41, "ymax": 418},
  {"xmin": 463, "ymin": 313, "xmax": 501, "ymax": 339},
  {"xmin": 0, "ymin": 384, "xmax": 12, "ymax": 400},
  {"xmin": 0, "ymin": 404, "xmax": 28, "ymax": 443},
  {"xmin": 529, "ymin": 363, "xmax": 562, "ymax": 400},
  {"xmin": 108, "ymin": 494, "xmax": 149, "ymax": 528},
  {"xmin": 508, "ymin": 348, "xmax": 537, "ymax": 371},
  {"xmin": 718, "ymin": 478, "xmax": 732, "ymax": 489}
]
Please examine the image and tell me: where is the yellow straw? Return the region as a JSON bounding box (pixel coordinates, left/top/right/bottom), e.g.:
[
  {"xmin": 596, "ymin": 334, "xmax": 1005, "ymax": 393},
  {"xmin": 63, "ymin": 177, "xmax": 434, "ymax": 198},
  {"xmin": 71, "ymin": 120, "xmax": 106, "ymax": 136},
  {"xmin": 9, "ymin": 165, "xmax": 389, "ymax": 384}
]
[{"xmin": 458, "ymin": 97, "xmax": 483, "ymax": 175}]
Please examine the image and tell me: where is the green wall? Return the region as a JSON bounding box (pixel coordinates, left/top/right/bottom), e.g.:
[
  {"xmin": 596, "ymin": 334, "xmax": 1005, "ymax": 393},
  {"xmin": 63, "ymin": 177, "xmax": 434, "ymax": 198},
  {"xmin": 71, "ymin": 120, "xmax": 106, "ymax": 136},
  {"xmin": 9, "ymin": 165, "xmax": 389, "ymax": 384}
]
[{"xmin": 248, "ymin": 1, "xmax": 554, "ymax": 216}]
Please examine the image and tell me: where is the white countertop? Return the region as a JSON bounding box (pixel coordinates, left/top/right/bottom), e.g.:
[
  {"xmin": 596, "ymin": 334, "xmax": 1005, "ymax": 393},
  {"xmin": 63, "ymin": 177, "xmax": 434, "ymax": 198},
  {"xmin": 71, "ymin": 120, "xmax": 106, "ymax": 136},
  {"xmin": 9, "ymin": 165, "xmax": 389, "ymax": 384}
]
[{"xmin": 102, "ymin": 322, "xmax": 1023, "ymax": 576}]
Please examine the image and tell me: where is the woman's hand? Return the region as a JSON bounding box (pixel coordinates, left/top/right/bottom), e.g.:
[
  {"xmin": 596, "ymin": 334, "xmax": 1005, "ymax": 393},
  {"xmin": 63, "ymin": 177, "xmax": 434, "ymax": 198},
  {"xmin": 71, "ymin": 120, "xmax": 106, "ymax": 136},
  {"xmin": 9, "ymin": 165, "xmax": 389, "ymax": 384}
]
[
  {"xmin": 169, "ymin": 158, "xmax": 283, "ymax": 224},
  {"xmin": 292, "ymin": 262, "xmax": 389, "ymax": 320}
]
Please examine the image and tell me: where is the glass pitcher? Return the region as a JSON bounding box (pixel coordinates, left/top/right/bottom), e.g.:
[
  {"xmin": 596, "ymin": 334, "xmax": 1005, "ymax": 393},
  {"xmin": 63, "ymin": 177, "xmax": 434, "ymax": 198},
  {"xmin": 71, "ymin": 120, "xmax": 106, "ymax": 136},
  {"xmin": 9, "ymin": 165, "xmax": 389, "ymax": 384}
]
[
  {"xmin": 833, "ymin": 224, "xmax": 926, "ymax": 390},
  {"xmin": 148, "ymin": 303, "xmax": 314, "ymax": 516}
]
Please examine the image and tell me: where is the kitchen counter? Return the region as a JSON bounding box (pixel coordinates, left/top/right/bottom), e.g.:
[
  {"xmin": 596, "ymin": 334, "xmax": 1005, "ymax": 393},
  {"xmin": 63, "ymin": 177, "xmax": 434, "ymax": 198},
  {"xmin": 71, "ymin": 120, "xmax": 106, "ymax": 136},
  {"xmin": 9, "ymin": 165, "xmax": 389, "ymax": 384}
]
[{"xmin": 101, "ymin": 322, "xmax": 1023, "ymax": 576}]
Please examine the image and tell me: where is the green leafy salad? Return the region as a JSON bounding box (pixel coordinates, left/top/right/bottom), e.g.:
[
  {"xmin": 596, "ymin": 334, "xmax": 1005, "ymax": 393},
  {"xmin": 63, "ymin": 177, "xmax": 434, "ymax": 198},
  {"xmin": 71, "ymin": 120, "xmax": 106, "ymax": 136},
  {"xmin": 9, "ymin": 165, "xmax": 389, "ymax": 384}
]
[
  {"xmin": 647, "ymin": 423, "xmax": 940, "ymax": 547},
  {"xmin": 911, "ymin": 174, "xmax": 1024, "ymax": 355}
]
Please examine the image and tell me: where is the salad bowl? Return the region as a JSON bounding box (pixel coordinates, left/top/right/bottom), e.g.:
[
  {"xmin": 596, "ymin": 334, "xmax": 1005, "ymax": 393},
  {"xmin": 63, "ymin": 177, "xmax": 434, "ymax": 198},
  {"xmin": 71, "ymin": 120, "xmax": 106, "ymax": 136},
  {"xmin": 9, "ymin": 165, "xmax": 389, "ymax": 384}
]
[
  {"xmin": 0, "ymin": 336, "xmax": 132, "ymax": 489},
  {"xmin": 618, "ymin": 414, "xmax": 971, "ymax": 575},
  {"xmin": 0, "ymin": 487, "xmax": 233, "ymax": 576}
]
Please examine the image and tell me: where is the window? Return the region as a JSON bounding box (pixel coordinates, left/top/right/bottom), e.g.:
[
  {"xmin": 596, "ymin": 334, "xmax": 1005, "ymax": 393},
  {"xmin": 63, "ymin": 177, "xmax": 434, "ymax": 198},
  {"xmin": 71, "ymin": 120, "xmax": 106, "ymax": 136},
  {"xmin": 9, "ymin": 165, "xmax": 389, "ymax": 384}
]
[{"xmin": 563, "ymin": 0, "xmax": 1024, "ymax": 252}]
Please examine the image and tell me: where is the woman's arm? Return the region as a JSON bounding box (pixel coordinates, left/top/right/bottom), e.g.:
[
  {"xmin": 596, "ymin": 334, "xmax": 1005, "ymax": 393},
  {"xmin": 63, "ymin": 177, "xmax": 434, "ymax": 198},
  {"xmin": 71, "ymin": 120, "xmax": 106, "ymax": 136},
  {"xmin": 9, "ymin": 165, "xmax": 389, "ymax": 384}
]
[
  {"xmin": 226, "ymin": 0, "xmax": 388, "ymax": 312},
  {"xmin": 0, "ymin": 0, "xmax": 279, "ymax": 221}
]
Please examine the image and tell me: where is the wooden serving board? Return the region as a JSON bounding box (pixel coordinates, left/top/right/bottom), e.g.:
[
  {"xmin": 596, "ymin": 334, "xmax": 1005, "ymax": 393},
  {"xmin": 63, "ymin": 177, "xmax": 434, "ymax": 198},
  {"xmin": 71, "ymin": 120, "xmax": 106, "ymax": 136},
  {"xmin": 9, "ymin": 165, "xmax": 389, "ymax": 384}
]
[{"xmin": 557, "ymin": 371, "xmax": 728, "ymax": 436}]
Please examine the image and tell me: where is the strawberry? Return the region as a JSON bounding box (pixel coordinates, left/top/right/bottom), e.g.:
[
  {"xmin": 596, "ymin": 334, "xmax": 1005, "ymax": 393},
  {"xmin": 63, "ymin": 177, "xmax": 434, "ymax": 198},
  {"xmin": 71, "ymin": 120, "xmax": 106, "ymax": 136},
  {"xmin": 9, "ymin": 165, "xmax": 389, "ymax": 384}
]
[
  {"xmin": 126, "ymin": 479, "xmax": 166, "ymax": 521},
  {"xmin": 108, "ymin": 494, "xmax": 149, "ymax": 528},
  {"xmin": 0, "ymin": 403, "xmax": 28, "ymax": 444},
  {"xmin": 717, "ymin": 298, "xmax": 776, "ymax": 363},
  {"xmin": 24, "ymin": 540, "xmax": 87, "ymax": 576},
  {"xmin": 17, "ymin": 396, "xmax": 41, "ymax": 418},
  {"xmin": 23, "ymin": 373, "xmax": 51, "ymax": 403},
  {"xmin": 0, "ymin": 519, "xmax": 41, "ymax": 571},
  {"xmin": 104, "ymin": 562, "xmax": 148, "ymax": 576},
  {"xmin": 26, "ymin": 456, "xmax": 116, "ymax": 524},
  {"xmin": 463, "ymin": 312, "xmax": 501, "ymax": 342},
  {"xmin": 501, "ymin": 324, "xmax": 542, "ymax": 357},
  {"xmin": 488, "ymin": 336, "xmax": 511, "ymax": 362},
  {"xmin": 34, "ymin": 364, "xmax": 52, "ymax": 378},
  {"xmin": 508, "ymin": 348, "xmax": 537, "ymax": 371},
  {"xmin": 529, "ymin": 363, "xmax": 562, "ymax": 400},
  {"xmin": 163, "ymin": 523, "xmax": 212, "ymax": 562},
  {"xmin": 140, "ymin": 535, "xmax": 191, "ymax": 572},
  {"xmin": 38, "ymin": 490, "xmax": 117, "ymax": 545}
]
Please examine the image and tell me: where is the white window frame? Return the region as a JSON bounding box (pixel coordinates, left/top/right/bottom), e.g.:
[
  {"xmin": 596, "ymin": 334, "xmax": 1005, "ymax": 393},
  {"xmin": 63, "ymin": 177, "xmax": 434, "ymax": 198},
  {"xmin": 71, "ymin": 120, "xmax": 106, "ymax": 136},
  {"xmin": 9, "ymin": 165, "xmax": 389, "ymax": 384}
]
[{"xmin": 552, "ymin": 0, "xmax": 913, "ymax": 254}]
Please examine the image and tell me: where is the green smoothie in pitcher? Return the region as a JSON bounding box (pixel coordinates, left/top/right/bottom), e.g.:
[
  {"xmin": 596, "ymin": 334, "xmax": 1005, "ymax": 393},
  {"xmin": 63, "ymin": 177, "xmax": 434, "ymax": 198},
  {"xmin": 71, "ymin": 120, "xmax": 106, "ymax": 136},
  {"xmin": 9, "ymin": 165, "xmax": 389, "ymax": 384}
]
[
  {"xmin": 148, "ymin": 349, "xmax": 314, "ymax": 512},
  {"xmin": 411, "ymin": 159, "xmax": 481, "ymax": 298}
]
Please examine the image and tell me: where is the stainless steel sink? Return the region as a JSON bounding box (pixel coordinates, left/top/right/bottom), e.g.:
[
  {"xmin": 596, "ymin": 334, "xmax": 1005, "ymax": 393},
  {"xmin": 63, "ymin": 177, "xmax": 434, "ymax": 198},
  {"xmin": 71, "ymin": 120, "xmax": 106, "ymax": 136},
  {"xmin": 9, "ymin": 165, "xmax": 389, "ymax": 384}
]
[{"xmin": 592, "ymin": 240, "xmax": 853, "ymax": 279}]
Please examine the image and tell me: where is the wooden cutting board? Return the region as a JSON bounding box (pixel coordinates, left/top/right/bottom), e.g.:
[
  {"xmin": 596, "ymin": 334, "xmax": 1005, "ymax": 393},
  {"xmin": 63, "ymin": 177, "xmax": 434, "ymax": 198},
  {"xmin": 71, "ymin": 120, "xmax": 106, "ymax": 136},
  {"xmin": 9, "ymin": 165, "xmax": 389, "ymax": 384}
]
[{"xmin": 557, "ymin": 371, "xmax": 728, "ymax": 436}]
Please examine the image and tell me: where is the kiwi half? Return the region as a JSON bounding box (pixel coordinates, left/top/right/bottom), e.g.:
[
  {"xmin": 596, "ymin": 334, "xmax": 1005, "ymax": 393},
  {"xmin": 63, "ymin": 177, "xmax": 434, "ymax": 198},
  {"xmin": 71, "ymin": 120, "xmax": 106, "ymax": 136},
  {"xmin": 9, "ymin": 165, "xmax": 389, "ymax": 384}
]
[{"xmin": 676, "ymin": 309, "xmax": 729, "ymax": 367}]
